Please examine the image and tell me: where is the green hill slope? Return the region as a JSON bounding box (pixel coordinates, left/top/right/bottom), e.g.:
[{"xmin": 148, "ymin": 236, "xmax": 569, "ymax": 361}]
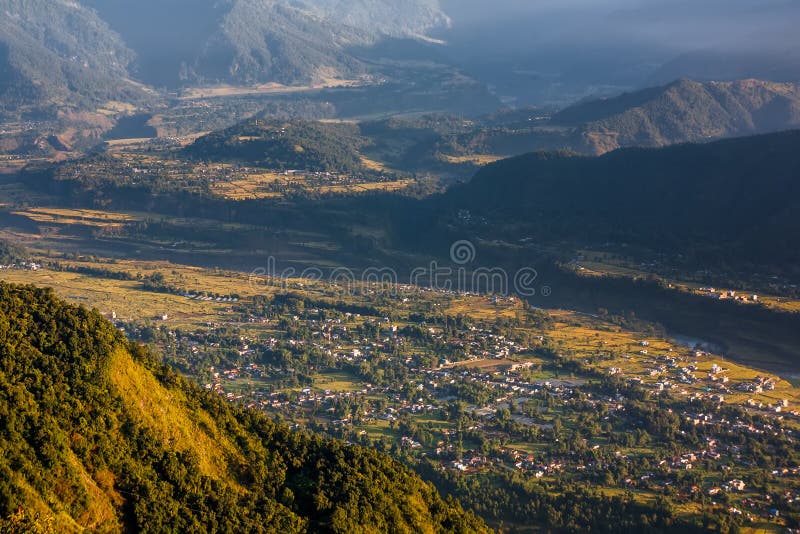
[
  {"xmin": 0, "ymin": 282, "xmax": 487, "ymax": 533},
  {"xmin": 184, "ymin": 118, "xmax": 369, "ymax": 173}
]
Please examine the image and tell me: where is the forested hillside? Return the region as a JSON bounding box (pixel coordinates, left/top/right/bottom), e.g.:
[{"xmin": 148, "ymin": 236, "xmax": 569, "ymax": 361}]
[
  {"xmin": 439, "ymin": 130, "xmax": 800, "ymax": 270},
  {"xmin": 0, "ymin": 0, "xmax": 147, "ymax": 116},
  {"xmin": 0, "ymin": 282, "xmax": 487, "ymax": 533},
  {"xmin": 184, "ymin": 118, "xmax": 369, "ymax": 173}
]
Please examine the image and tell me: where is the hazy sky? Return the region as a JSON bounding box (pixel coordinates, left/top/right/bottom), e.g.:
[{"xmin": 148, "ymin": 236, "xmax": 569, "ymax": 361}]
[
  {"xmin": 440, "ymin": 0, "xmax": 800, "ymax": 54},
  {"xmin": 432, "ymin": 0, "xmax": 800, "ymax": 103}
]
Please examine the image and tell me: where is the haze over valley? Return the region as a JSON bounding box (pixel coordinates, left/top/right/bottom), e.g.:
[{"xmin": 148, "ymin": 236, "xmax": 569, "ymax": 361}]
[{"xmin": 2, "ymin": 1, "xmax": 800, "ymax": 532}]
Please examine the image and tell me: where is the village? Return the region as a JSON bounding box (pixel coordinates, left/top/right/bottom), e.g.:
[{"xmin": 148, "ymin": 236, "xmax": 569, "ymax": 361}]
[
  {"xmin": 50, "ymin": 146, "xmax": 402, "ymax": 201},
  {"xmin": 114, "ymin": 281, "xmax": 800, "ymax": 527},
  {"xmin": 2, "ymin": 245, "xmax": 799, "ymax": 529}
]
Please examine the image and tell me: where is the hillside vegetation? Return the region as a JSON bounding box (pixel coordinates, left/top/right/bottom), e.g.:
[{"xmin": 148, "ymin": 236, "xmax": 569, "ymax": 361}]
[
  {"xmin": 440, "ymin": 130, "xmax": 800, "ymax": 269},
  {"xmin": 83, "ymin": 0, "xmax": 448, "ymax": 88},
  {"xmin": 0, "ymin": 0, "xmax": 449, "ymax": 114},
  {"xmin": 0, "ymin": 0, "xmax": 147, "ymax": 116},
  {"xmin": 184, "ymin": 118, "xmax": 369, "ymax": 173},
  {"xmin": 0, "ymin": 282, "xmax": 487, "ymax": 533},
  {"xmin": 355, "ymin": 79, "xmax": 800, "ymax": 168}
]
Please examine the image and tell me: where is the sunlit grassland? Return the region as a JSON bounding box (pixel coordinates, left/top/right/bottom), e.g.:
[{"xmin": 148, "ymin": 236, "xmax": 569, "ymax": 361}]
[
  {"xmin": 441, "ymin": 154, "xmax": 505, "ymax": 166},
  {"xmin": 12, "ymin": 207, "xmax": 138, "ymax": 227},
  {"xmin": 445, "ymin": 297, "xmax": 523, "ymax": 321},
  {"xmin": 315, "ymin": 371, "xmax": 367, "ymax": 392},
  {"xmin": 576, "ymin": 249, "xmax": 800, "ymax": 314},
  {"xmin": 9, "ymin": 202, "xmax": 305, "ymax": 242},
  {"xmin": 359, "ymin": 155, "xmax": 390, "ymax": 173},
  {"xmin": 358, "ymin": 419, "xmax": 398, "ymax": 442},
  {"xmin": 315, "ymin": 179, "xmax": 413, "ymax": 194},
  {"xmin": 0, "ymin": 262, "xmax": 242, "ymax": 328},
  {"xmin": 209, "ymin": 172, "xmax": 284, "ymax": 200},
  {"xmin": 544, "ymin": 311, "xmax": 800, "ymax": 410},
  {"xmin": 208, "ymin": 172, "xmax": 413, "ymax": 200},
  {"xmin": 109, "ymin": 347, "xmax": 244, "ymax": 482}
]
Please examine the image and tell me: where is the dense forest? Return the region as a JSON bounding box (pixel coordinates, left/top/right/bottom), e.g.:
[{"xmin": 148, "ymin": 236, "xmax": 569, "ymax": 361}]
[
  {"xmin": 436, "ymin": 130, "xmax": 800, "ymax": 272},
  {"xmin": 184, "ymin": 118, "xmax": 370, "ymax": 174},
  {"xmin": 0, "ymin": 282, "xmax": 487, "ymax": 532}
]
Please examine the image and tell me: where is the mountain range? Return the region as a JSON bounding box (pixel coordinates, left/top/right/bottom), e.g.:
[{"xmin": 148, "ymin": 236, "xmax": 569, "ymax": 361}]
[
  {"xmin": 0, "ymin": 0, "xmax": 450, "ymax": 116},
  {"xmin": 0, "ymin": 0, "xmax": 148, "ymax": 116},
  {"xmin": 552, "ymin": 78, "xmax": 800, "ymax": 154},
  {"xmin": 85, "ymin": 0, "xmax": 448, "ymax": 88},
  {"xmin": 5, "ymin": 0, "xmax": 799, "ymax": 121}
]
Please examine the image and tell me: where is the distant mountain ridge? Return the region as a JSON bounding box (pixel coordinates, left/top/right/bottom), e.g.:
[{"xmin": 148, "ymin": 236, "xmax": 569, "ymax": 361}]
[
  {"xmin": 552, "ymin": 79, "xmax": 800, "ymax": 154},
  {"xmin": 438, "ymin": 130, "xmax": 800, "ymax": 269},
  {"xmin": 0, "ymin": 0, "xmax": 148, "ymax": 115},
  {"xmin": 0, "ymin": 0, "xmax": 449, "ymax": 114},
  {"xmin": 83, "ymin": 0, "xmax": 449, "ymax": 88}
]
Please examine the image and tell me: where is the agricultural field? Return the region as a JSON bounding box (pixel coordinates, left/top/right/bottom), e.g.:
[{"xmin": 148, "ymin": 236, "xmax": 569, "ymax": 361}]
[
  {"xmin": 441, "ymin": 154, "xmax": 505, "ymax": 166},
  {"xmin": 572, "ymin": 250, "xmax": 800, "ymax": 315},
  {"xmin": 208, "ymin": 171, "xmax": 413, "ymax": 199},
  {"xmin": 178, "ymin": 78, "xmax": 366, "ymax": 100},
  {"xmin": 12, "ymin": 207, "xmax": 137, "ymax": 228}
]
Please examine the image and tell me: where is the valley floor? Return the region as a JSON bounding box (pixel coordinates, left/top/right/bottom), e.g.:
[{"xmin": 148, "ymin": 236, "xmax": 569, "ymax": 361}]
[{"xmin": 3, "ymin": 253, "xmax": 800, "ymax": 531}]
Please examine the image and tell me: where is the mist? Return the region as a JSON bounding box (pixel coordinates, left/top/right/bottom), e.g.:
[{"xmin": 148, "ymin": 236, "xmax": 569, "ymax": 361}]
[
  {"xmin": 440, "ymin": 0, "xmax": 799, "ymax": 52},
  {"xmin": 433, "ymin": 0, "xmax": 800, "ymax": 104}
]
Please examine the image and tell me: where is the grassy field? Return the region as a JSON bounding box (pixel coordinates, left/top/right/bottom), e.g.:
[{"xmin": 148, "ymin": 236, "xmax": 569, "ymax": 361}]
[
  {"xmin": 12, "ymin": 207, "xmax": 138, "ymax": 227},
  {"xmin": 209, "ymin": 173, "xmax": 285, "ymax": 200},
  {"xmin": 359, "ymin": 155, "xmax": 391, "ymax": 173},
  {"xmin": 315, "ymin": 371, "xmax": 366, "ymax": 392},
  {"xmin": 543, "ymin": 310, "xmax": 800, "ymax": 409},
  {"xmin": 441, "ymin": 154, "xmax": 505, "ymax": 166},
  {"xmin": 574, "ymin": 249, "xmax": 800, "ymax": 314},
  {"xmin": 316, "ymin": 179, "xmax": 413, "ymax": 194},
  {"xmin": 179, "ymin": 78, "xmax": 364, "ymax": 100},
  {"xmin": 208, "ymin": 171, "xmax": 413, "ymax": 200},
  {"xmin": 0, "ymin": 268, "xmax": 222, "ymax": 328},
  {"xmin": 445, "ymin": 296, "xmax": 523, "ymax": 321}
]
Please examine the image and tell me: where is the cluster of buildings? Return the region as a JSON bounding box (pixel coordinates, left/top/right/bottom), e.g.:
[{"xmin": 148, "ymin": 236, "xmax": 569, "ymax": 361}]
[
  {"xmin": 0, "ymin": 261, "xmax": 40, "ymax": 271},
  {"xmin": 698, "ymin": 287, "xmax": 759, "ymax": 303}
]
